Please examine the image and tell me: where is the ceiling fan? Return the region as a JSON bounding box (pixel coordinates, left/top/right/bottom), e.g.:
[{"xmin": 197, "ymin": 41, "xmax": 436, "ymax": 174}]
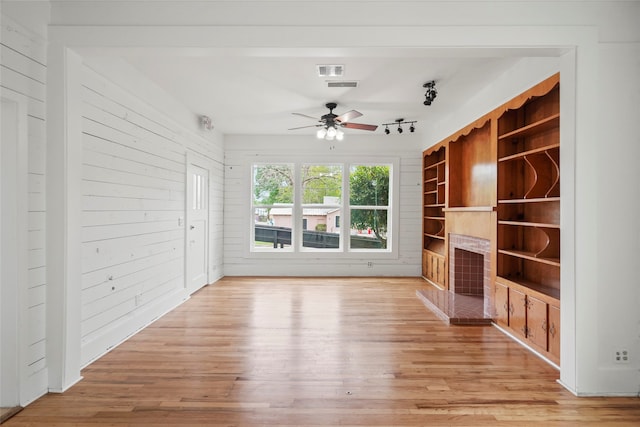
[{"xmin": 289, "ymin": 102, "xmax": 378, "ymax": 140}]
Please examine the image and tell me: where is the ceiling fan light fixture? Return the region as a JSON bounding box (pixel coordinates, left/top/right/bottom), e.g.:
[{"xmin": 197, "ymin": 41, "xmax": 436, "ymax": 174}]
[
  {"xmin": 336, "ymin": 129, "xmax": 344, "ymax": 141},
  {"xmin": 326, "ymin": 125, "xmax": 338, "ymax": 139},
  {"xmin": 317, "ymin": 128, "xmax": 327, "ymax": 139}
]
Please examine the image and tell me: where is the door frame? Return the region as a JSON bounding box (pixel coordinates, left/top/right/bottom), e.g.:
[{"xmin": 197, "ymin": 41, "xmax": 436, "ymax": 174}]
[
  {"xmin": 1, "ymin": 89, "xmax": 30, "ymax": 406},
  {"xmin": 185, "ymin": 151, "xmax": 212, "ymax": 294}
]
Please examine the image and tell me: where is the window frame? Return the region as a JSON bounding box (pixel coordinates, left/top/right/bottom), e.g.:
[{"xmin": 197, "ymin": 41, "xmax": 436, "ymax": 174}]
[{"xmin": 248, "ymin": 156, "xmax": 399, "ymax": 259}]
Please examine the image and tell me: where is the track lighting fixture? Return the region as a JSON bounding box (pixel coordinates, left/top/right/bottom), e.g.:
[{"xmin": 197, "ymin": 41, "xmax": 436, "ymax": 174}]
[
  {"xmin": 381, "ymin": 118, "xmax": 417, "ymax": 135},
  {"xmin": 423, "ymin": 80, "xmax": 437, "ymax": 106}
]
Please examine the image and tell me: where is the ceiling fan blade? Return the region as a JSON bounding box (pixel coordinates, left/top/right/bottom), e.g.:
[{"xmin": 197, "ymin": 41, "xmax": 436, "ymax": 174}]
[
  {"xmin": 334, "ymin": 110, "xmax": 362, "ymax": 123},
  {"xmin": 292, "ymin": 112, "xmax": 320, "ymax": 121},
  {"xmin": 342, "ymin": 122, "xmax": 378, "ymax": 131},
  {"xmin": 288, "ymin": 124, "xmax": 322, "ymax": 130}
]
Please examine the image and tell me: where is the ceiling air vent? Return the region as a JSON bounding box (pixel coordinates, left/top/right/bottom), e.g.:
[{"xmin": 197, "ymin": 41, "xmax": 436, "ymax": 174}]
[
  {"xmin": 317, "ymin": 64, "xmax": 344, "ymax": 77},
  {"xmin": 327, "ymin": 81, "xmax": 358, "ymax": 88}
]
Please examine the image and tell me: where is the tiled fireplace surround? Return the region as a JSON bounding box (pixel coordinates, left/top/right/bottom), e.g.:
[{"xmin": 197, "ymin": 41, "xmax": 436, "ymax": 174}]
[
  {"xmin": 449, "ymin": 234, "xmax": 491, "ymax": 317},
  {"xmin": 417, "ymin": 234, "xmax": 492, "ymax": 324}
]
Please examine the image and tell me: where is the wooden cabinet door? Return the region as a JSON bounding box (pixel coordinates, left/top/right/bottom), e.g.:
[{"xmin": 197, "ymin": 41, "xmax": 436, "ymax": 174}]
[
  {"xmin": 436, "ymin": 256, "xmax": 446, "ymax": 288},
  {"xmin": 548, "ymin": 304, "xmax": 560, "ymax": 361},
  {"xmin": 431, "ymin": 255, "xmax": 438, "ymax": 283},
  {"xmin": 422, "ymin": 251, "xmax": 429, "ymax": 278},
  {"xmin": 494, "ymin": 282, "xmax": 509, "ymax": 327},
  {"xmin": 509, "ymin": 288, "xmax": 527, "ymax": 340},
  {"xmin": 526, "ymin": 295, "xmax": 548, "ymax": 352}
]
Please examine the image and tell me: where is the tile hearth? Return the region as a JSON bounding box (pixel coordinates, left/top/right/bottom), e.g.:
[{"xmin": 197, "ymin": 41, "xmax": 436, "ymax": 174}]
[{"xmin": 416, "ymin": 287, "xmax": 492, "ymax": 325}]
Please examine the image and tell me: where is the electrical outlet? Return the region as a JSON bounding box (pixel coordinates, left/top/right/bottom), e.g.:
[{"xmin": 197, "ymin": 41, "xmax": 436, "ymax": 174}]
[
  {"xmin": 614, "ymin": 349, "xmax": 630, "ymax": 364},
  {"xmin": 367, "ymin": 261, "xmax": 373, "ymax": 268}
]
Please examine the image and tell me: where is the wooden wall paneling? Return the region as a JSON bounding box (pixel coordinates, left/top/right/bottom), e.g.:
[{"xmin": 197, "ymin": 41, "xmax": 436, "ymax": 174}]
[{"xmin": 448, "ymin": 122, "xmax": 494, "ymax": 208}]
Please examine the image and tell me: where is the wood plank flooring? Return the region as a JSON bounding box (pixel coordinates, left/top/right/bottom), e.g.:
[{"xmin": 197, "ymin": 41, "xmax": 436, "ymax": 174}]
[{"xmin": 5, "ymin": 277, "xmax": 640, "ymax": 426}]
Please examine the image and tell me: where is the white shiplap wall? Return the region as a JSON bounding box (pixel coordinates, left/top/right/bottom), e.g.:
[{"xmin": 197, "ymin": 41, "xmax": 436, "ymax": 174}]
[
  {"xmin": 223, "ymin": 134, "xmax": 423, "ymax": 276},
  {"xmin": 79, "ymin": 65, "xmax": 224, "ymax": 366},
  {"xmin": 0, "ymin": 16, "xmax": 48, "ymax": 403}
]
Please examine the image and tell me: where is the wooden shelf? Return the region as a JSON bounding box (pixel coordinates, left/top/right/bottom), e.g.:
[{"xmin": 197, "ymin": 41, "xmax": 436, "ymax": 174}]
[
  {"xmin": 498, "ymin": 143, "xmax": 560, "ymax": 163},
  {"xmin": 424, "ymin": 233, "xmax": 445, "ymax": 240},
  {"xmin": 498, "ymin": 220, "xmax": 559, "ymax": 229},
  {"xmin": 424, "ymin": 216, "xmax": 445, "ymax": 220},
  {"xmin": 498, "ymin": 113, "xmax": 560, "ymax": 141},
  {"xmin": 443, "ymin": 206, "xmax": 495, "ymax": 212},
  {"xmin": 498, "ymin": 197, "xmax": 560, "ymax": 204},
  {"xmin": 427, "ymin": 159, "xmax": 446, "ymax": 167},
  {"xmin": 496, "ymin": 275, "xmax": 560, "ymax": 301},
  {"xmin": 498, "ymin": 249, "xmax": 560, "ymax": 267}
]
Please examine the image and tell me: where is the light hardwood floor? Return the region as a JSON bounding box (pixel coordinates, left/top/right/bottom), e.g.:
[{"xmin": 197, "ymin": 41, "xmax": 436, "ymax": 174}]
[{"xmin": 5, "ymin": 277, "xmax": 640, "ymax": 426}]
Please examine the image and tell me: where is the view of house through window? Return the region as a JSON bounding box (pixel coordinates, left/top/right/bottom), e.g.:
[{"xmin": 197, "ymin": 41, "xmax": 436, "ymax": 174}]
[
  {"xmin": 350, "ymin": 165, "xmax": 389, "ymax": 250},
  {"xmin": 252, "ymin": 162, "xmax": 391, "ymax": 252}
]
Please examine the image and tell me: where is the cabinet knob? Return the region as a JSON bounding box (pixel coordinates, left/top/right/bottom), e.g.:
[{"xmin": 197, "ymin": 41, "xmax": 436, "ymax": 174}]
[
  {"xmin": 549, "ymin": 323, "xmax": 556, "ymax": 337},
  {"xmin": 542, "ymin": 320, "xmax": 547, "ymax": 332}
]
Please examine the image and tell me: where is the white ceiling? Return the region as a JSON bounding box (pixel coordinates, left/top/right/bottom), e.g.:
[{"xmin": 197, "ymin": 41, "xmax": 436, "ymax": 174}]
[{"xmin": 120, "ymin": 48, "xmax": 526, "ymax": 136}]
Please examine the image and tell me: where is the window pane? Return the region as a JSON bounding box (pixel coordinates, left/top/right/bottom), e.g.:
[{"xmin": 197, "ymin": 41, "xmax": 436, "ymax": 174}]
[
  {"xmin": 254, "ymin": 207, "xmax": 291, "ymax": 249},
  {"xmin": 253, "ymin": 164, "xmax": 294, "ymax": 205},
  {"xmin": 301, "ymin": 208, "xmax": 340, "ymax": 249},
  {"xmin": 350, "ymin": 208, "xmax": 388, "ymax": 249},
  {"xmin": 349, "ymin": 165, "xmax": 389, "ymax": 206},
  {"xmin": 301, "ymin": 165, "xmax": 342, "ymax": 204}
]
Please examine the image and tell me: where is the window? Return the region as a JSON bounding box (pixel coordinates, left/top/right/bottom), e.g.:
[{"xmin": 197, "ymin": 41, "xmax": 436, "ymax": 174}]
[
  {"xmin": 251, "ymin": 161, "xmax": 394, "ymax": 255},
  {"xmin": 252, "ymin": 164, "xmax": 293, "ymax": 250},
  {"xmin": 301, "ymin": 164, "xmax": 342, "ymax": 250},
  {"xmin": 349, "ymin": 165, "xmax": 390, "ymax": 250}
]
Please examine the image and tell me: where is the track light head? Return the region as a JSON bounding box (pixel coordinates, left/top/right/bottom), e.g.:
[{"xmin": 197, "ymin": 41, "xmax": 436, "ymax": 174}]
[
  {"xmin": 423, "ymin": 80, "xmax": 437, "ymax": 106},
  {"xmin": 384, "ymin": 125, "xmax": 390, "ymax": 135},
  {"xmin": 410, "ymin": 124, "xmax": 415, "ymax": 133},
  {"xmin": 397, "ymin": 125, "xmax": 403, "ymax": 134}
]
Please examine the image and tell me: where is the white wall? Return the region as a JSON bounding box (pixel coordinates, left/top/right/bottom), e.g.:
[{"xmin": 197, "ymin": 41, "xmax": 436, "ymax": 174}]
[
  {"xmin": 224, "ymin": 134, "xmax": 423, "ymax": 276},
  {"xmin": 77, "ymin": 63, "xmax": 225, "ymax": 365},
  {"xmin": 0, "ymin": 15, "xmax": 49, "ymax": 404},
  {"xmin": 593, "ymin": 42, "xmax": 640, "ymax": 394}
]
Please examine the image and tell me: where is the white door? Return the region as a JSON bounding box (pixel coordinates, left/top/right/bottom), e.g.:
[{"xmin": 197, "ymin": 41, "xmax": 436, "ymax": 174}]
[{"xmin": 186, "ymin": 162, "xmax": 209, "ymax": 293}]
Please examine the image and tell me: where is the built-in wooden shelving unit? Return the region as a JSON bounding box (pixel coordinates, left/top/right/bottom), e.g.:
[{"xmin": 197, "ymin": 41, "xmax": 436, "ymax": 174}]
[
  {"xmin": 495, "ymin": 74, "xmax": 560, "ymax": 365},
  {"xmin": 422, "ymin": 145, "xmax": 446, "ymax": 288},
  {"xmin": 421, "ymin": 73, "xmax": 561, "ymax": 367}
]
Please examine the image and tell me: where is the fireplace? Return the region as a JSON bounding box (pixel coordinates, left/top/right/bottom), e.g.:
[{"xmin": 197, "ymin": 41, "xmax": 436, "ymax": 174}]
[
  {"xmin": 416, "ymin": 233, "xmax": 492, "ymax": 324},
  {"xmin": 448, "ymin": 234, "xmax": 491, "ymax": 317}
]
